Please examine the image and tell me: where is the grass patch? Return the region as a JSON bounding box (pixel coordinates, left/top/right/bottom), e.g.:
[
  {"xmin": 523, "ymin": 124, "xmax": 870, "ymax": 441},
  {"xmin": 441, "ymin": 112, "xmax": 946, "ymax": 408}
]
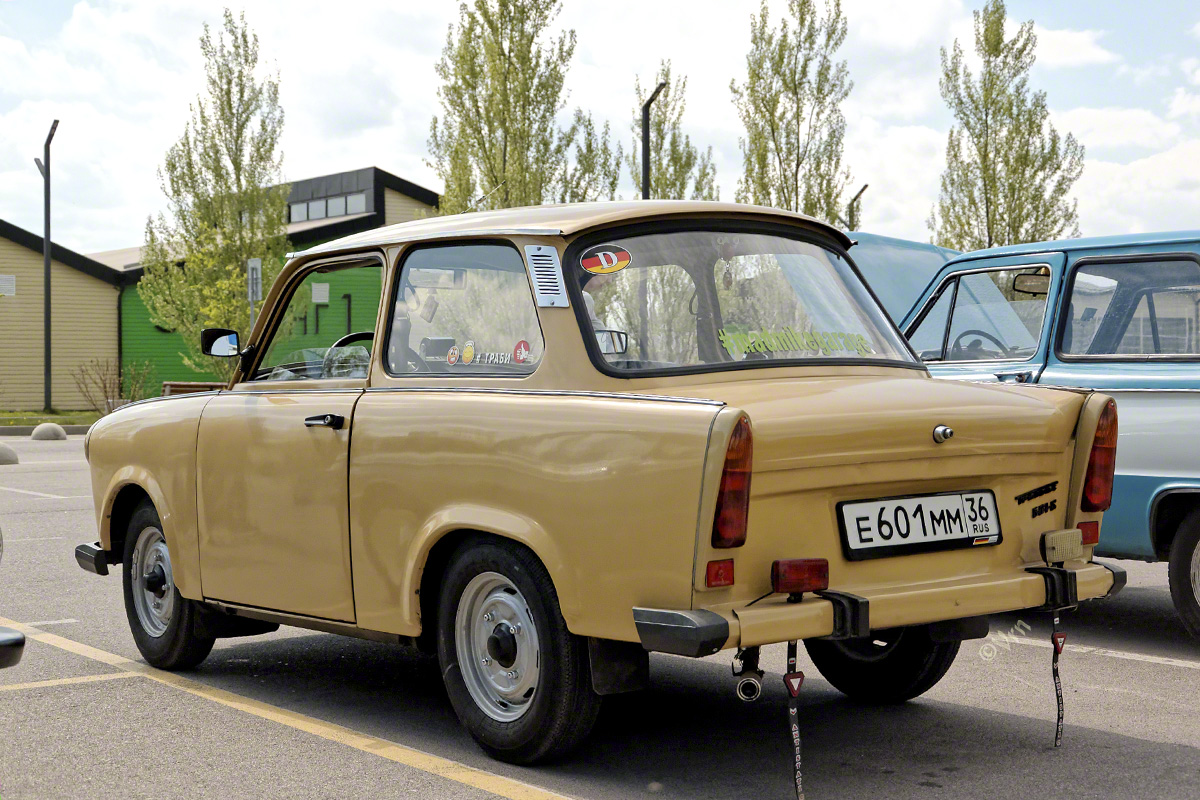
[{"xmin": 0, "ymin": 410, "xmax": 103, "ymax": 427}]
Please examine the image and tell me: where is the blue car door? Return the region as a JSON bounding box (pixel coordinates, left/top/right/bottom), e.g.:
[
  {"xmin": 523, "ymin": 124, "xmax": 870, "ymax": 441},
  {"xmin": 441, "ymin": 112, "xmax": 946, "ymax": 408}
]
[{"xmin": 903, "ymin": 253, "xmax": 1066, "ymax": 384}]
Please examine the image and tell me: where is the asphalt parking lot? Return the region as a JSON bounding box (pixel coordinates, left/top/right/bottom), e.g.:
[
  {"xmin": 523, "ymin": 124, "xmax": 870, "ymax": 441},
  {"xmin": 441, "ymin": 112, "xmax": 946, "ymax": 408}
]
[{"xmin": 1, "ymin": 436, "xmax": 1198, "ymax": 799}]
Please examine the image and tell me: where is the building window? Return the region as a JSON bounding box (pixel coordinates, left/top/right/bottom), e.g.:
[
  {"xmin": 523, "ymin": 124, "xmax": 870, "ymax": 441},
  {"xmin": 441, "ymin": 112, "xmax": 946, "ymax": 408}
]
[
  {"xmin": 327, "ymin": 195, "xmax": 347, "ymax": 217},
  {"xmin": 347, "ymin": 192, "xmax": 367, "ymax": 215},
  {"xmin": 308, "ymin": 199, "xmax": 327, "ymax": 220},
  {"xmin": 290, "ymin": 202, "xmax": 308, "ymax": 223}
]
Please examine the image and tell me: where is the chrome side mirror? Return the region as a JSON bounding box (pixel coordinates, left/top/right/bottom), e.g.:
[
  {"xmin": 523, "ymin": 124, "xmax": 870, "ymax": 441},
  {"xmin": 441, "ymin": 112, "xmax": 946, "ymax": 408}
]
[
  {"xmin": 596, "ymin": 329, "xmax": 629, "ymax": 355},
  {"xmin": 201, "ymin": 328, "xmax": 240, "ymax": 357}
]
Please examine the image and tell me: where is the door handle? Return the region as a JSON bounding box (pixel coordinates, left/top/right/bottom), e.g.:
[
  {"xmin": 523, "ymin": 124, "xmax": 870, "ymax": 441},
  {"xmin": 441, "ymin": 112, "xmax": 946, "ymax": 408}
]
[
  {"xmin": 304, "ymin": 414, "xmax": 345, "ymax": 430},
  {"xmin": 995, "ymin": 371, "xmax": 1033, "ymax": 383}
]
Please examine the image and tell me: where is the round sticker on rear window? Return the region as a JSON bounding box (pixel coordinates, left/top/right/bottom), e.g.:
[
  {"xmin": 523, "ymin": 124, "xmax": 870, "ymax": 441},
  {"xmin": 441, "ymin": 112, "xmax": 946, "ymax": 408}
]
[{"xmin": 580, "ymin": 243, "xmax": 631, "ymax": 275}]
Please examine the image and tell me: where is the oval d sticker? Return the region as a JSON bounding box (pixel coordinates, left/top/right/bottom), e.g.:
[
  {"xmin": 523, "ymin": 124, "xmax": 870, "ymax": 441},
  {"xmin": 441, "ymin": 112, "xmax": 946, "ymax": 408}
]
[{"xmin": 580, "ymin": 243, "xmax": 631, "ymax": 275}]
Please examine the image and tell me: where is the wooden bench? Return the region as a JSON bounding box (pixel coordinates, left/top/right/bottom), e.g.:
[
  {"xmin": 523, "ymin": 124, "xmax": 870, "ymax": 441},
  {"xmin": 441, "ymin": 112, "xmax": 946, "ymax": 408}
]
[{"xmin": 161, "ymin": 381, "xmax": 226, "ymax": 397}]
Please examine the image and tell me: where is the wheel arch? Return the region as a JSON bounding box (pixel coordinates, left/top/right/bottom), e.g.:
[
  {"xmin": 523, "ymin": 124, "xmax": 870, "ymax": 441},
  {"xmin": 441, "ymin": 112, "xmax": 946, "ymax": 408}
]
[
  {"xmin": 1150, "ymin": 486, "xmax": 1200, "ymax": 561},
  {"xmin": 407, "ymin": 507, "xmax": 575, "ymax": 650}
]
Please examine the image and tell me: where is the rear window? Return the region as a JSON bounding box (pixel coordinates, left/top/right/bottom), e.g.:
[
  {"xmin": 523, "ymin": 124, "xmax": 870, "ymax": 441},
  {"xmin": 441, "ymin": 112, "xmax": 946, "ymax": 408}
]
[{"xmin": 569, "ymin": 228, "xmax": 914, "ymax": 374}]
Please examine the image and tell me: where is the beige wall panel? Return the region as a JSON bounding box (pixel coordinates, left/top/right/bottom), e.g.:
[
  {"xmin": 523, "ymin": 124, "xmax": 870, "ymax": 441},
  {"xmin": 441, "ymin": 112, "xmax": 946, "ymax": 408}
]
[
  {"xmin": 0, "ymin": 237, "xmax": 119, "ymax": 410},
  {"xmin": 382, "ymin": 189, "xmax": 434, "ymax": 226}
]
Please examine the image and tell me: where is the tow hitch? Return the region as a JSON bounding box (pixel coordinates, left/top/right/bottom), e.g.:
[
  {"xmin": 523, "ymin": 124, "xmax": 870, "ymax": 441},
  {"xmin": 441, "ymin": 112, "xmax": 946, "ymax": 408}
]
[{"xmin": 783, "ymin": 639, "xmax": 805, "ymax": 800}]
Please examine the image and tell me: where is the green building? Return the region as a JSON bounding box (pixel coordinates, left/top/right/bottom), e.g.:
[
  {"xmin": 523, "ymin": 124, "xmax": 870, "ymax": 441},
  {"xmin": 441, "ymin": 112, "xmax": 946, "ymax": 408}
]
[{"xmin": 89, "ymin": 167, "xmax": 438, "ymax": 394}]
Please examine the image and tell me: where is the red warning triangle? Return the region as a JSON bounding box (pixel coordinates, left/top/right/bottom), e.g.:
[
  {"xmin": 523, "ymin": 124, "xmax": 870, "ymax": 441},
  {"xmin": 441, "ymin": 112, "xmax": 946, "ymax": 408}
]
[
  {"xmin": 784, "ymin": 671, "xmax": 805, "ymax": 697},
  {"xmin": 1052, "ymin": 632, "xmax": 1067, "ymax": 654}
]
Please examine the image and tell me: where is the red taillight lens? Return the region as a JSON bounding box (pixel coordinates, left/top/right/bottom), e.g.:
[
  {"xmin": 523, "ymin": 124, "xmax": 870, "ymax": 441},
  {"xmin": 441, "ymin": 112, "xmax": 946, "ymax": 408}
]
[
  {"xmin": 771, "ymin": 559, "xmax": 829, "ymax": 595},
  {"xmin": 1081, "ymin": 399, "xmax": 1118, "ymax": 512},
  {"xmin": 705, "ymin": 559, "xmax": 735, "ymax": 588},
  {"xmin": 1078, "ymin": 521, "xmax": 1100, "ymax": 546},
  {"xmin": 712, "ymin": 417, "xmax": 753, "ymax": 548}
]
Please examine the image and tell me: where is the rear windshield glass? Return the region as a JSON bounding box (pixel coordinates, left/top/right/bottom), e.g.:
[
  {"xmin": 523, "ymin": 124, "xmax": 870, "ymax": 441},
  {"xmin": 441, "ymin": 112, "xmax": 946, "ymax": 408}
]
[{"xmin": 571, "ymin": 229, "xmax": 914, "ymax": 373}]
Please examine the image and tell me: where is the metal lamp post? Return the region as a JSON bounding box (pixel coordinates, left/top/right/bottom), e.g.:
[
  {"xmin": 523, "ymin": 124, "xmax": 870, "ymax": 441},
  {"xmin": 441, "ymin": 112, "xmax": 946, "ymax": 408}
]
[
  {"xmin": 641, "ymin": 81, "xmax": 667, "ymax": 200},
  {"xmin": 34, "ymin": 119, "xmax": 59, "ymax": 412}
]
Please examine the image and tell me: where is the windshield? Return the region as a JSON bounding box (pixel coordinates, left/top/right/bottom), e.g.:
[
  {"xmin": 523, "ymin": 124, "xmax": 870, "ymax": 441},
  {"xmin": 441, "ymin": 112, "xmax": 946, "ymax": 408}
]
[{"xmin": 570, "ymin": 228, "xmax": 914, "ymax": 373}]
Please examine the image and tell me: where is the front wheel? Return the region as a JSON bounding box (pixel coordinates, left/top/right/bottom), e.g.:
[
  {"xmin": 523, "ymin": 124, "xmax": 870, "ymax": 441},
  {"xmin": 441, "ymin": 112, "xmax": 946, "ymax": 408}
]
[
  {"xmin": 1168, "ymin": 510, "xmax": 1200, "ymax": 639},
  {"xmin": 121, "ymin": 501, "xmax": 215, "ymax": 669},
  {"xmin": 436, "ymin": 538, "xmax": 600, "ymax": 764},
  {"xmin": 804, "ymin": 626, "xmax": 959, "ymax": 704}
]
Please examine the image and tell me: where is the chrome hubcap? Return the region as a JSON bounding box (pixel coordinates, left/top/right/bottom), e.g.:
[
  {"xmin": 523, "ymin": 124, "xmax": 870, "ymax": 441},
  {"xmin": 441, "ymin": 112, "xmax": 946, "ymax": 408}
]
[
  {"xmin": 455, "ymin": 572, "xmax": 539, "ymax": 722},
  {"xmin": 131, "ymin": 526, "xmax": 174, "ymax": 638},
  {"xmin": 1191, "ymin": 541, "xmax": 1200, "ymax": 607}
]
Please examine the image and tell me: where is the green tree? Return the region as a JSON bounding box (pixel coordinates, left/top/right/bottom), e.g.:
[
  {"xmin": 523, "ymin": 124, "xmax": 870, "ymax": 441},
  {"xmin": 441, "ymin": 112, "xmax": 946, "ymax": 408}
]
[
  {"xmin": 429, "ymin": 0, "xmax": 620, "ymax": 214},
  {"xmin": 628, "ymin": 61, "xmax": 718, "ymax": 200},
  {"xmin": 929, "ymin": 0, "xmax": 1084, "ymax": 250},
  {"xmin": 730, "ymin": 0, "xmax": 853, "ymax": 223},
  {"xmin": 139, "ymin": 9, "xmax": 289, "ymax": 379}
]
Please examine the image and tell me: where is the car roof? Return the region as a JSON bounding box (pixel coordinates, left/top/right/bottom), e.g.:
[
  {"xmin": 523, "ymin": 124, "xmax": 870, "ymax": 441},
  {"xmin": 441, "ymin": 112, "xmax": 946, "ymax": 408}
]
[
  {"xmin": 945, "ymin": 230, "xmax": 1200, "ymax": 265},
  {"xmin": 290, "ymin": 200, "xmax": 852, "ymax": 258}
]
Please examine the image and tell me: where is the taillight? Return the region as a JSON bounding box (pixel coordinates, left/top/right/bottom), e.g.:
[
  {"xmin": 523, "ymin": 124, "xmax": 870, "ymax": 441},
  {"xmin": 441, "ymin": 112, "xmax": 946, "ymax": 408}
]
[
  {"xmin": 1078, "ymin": 521, "xmax": 1100, "ymax": 546},
  {"xmin": 705, "ymin": 559, "xmax": 735, "ymax": 588},
  {"xmin": 1081, "ymin": 399, "xmax": 1117, "ymax": 512},
  {"xmin": 712, "ymin": 416, "xmax": 753, "ymax": 548},
  {"xmin": 771, "ymin": 559, "xmax": 829, "ymax": 595}
]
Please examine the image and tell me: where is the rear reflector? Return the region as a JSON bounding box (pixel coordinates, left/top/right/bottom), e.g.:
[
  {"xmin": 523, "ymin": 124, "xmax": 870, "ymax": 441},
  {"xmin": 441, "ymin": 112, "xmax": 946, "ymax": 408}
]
[
  {"xmin": 712, "ymin": 417, "xmax": 753, "ymax": 548},
  {"xmin": 705, "ymin": 559, "xmax": 735, "ymax": 588},
  {"xmin": 1078, "ymin": 521, "xmax": 1100, "ymax": 546},
  {"xmin": 770, "ymin": 559, "xmax": 829, "ymax": 596},
  {"xmin": 1042, "ymin": 529, "xmax": 1083, "ymax": 564},
  {"xmin": 1082, "ymin": 399, "xmax": 1118, "ymax": 512}
]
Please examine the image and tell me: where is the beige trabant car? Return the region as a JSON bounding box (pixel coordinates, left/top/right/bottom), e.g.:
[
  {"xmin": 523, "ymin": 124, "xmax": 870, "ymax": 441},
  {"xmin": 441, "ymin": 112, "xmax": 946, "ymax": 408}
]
[{"xmin": 77, "ymin": 201, "xmax": 1124, "ymax": 763}]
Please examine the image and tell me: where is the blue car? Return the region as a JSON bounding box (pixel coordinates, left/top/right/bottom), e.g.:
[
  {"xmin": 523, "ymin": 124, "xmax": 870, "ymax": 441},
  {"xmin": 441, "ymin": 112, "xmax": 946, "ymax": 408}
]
[{"xmin": 855, "ymin": 230, "xmax": 1200, "ymax": 638}]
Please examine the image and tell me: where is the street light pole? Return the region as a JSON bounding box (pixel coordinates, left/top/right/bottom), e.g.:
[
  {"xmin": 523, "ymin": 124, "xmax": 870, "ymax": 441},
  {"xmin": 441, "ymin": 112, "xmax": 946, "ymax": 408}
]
[
  {"xmin": 34, "ymin": 119, "xmax": 59, "ymax": 412},
  {"xmin": 641, "ymin": 81, "xmax": 667, "ymax": 200}
]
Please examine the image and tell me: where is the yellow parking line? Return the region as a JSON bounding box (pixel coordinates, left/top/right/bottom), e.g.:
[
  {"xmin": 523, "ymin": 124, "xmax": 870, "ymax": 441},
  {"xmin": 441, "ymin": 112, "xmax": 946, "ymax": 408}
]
[
  {"xmin": 0, "ymin": 672, "xmax": 141, "ymax": 693},
  {"xmin": 0, "ymin": 616, "xmax": 573, "ymax": 800}
]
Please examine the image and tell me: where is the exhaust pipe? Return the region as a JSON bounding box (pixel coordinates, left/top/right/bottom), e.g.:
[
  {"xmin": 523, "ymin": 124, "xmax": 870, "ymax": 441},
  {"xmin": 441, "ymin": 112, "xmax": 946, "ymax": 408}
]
[{"xmin": 736, "ymin": 674, "xmax": 762, "ymax": 702}]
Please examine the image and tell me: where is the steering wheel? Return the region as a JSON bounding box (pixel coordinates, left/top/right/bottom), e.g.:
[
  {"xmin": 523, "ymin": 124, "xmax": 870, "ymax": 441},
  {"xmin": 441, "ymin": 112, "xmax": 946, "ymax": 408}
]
[
  {"xmin": 329, "ymin": 331, "xmax": 374, "ymax": 351},
  {"xmin": 950, "ymin": 329, "xmax": 1013, "ymax": 359}
]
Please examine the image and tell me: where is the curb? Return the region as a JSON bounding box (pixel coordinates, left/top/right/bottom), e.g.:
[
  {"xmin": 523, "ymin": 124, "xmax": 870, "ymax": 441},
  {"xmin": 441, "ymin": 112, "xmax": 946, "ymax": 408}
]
[{"xmin": 0, "ymin": 425, "xmax": 91, "ymax": 437}]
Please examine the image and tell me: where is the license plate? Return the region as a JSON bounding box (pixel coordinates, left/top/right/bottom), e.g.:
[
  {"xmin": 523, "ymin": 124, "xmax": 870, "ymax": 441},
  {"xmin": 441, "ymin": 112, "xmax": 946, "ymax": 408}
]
[{"xmin": 837, "ymin": 490, "xmax": 1002, "ymax": 561}]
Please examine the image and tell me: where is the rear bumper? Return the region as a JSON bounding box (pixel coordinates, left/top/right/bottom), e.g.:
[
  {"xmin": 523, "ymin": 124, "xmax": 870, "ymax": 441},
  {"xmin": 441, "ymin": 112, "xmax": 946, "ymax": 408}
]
[
  {"xmin": 634, "ymin": 560, "xmax": 1120, "ymax": 654},
  {"xmin": 74, "ymin": 542, "xmax": 111, "ymax": 576}
]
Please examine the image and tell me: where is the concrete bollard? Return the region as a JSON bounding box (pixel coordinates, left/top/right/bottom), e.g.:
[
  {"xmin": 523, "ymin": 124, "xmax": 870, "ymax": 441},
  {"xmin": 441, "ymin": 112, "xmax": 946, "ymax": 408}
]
[
  {"xmin": 30, "ymin": 423, "xmax": 68, "ymax": 441},
  {"xmin": 0, "ymin": 442, "xmax": 17, "ymax": 465}
]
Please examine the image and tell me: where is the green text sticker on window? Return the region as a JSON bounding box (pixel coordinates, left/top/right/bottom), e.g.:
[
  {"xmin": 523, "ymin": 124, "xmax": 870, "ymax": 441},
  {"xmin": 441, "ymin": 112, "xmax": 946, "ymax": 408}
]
[{"xmin": 718, "ymin": 327, "xmax": 876, "ymax": 358}]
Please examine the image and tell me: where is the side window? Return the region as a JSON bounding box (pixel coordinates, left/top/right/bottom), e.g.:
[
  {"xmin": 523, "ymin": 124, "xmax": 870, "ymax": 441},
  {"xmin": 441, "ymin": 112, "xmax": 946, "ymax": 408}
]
[
  {"xmin": 908, "ymin": 283, "xmax": 954, "ymax": 360},
  {"xmin": 943, "ymin": 267, "xmax": 1050, "ymax": 362},
  {"xmin": 253, "ymin": 261, "xmax": 383, "ymax": 381},
  {"xmin": 1064, "ymin": 259, "xmax": 1200, "ymax": 357},
  {"xmin": 385, "ymin": 243, "xmax": 545, "ymax": 376}
]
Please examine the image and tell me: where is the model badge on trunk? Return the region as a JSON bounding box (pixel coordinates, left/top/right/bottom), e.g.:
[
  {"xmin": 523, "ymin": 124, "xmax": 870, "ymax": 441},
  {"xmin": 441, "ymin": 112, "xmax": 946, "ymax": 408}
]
[{"xmin": 932, "ymin": 425, "xmax": 954, "ymax": 443}]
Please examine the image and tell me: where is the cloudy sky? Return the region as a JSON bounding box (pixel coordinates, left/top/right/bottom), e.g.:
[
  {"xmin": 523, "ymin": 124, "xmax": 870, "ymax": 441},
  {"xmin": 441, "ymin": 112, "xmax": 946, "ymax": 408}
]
[{"xmin": 1, "ymin": 0, "xmax": 1198, "ymax": 254}]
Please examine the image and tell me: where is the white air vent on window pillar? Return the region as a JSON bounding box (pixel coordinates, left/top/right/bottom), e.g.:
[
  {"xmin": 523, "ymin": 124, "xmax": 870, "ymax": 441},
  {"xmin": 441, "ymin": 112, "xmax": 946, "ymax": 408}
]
[{"xmin": 524, "ymin": 244, "xmax": 570, "ymax": 308}]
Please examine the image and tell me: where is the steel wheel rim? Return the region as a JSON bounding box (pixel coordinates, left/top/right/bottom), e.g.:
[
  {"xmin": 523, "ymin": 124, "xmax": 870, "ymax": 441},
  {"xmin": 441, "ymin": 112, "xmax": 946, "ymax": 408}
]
[
  {"xmin": 832, "ymin": 628, "xmax": 905, "ymax": 663},
  {"xmin": 454, "ymin": 571, "xmax": 540, "ymax": 723},
  {"xmin": 1191, "ymin": 540, "xmax": 1200, "ymax": 607},
  {"xmin": 131, "ymin": 526, "xmax": 174, "ymax": 638}
]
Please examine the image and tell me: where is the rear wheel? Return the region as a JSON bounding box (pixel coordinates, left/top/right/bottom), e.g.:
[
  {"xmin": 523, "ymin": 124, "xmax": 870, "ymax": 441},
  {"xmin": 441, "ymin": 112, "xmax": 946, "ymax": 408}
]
[
  {"xmin": 1168, "ymin": 510, "xmax": 1200, "ymax": 639},
  {"xmin": 122, "ymin": 501, "xmax": 214, "ymax": 669},
  {"xmin": 436, "ymin": 538, "xmax": 600, "ymax": 764},
  {"xmin": 804, "ymin": 626, "xmax": 959, "ymax": 704}
]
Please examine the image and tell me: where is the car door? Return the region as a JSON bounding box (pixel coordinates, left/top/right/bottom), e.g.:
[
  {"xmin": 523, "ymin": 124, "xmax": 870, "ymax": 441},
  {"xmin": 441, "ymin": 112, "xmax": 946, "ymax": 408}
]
[
  {"xmin": 904, "ymin": 253, "xmax": 1065, "ymax": 384},
  {"xmin": 196, "ymin": 255, "xmax": 385, "ymax": 622},
  {"xmin": 1038, "ymin": 250, "xmax": 1200, "ymax": 559}
]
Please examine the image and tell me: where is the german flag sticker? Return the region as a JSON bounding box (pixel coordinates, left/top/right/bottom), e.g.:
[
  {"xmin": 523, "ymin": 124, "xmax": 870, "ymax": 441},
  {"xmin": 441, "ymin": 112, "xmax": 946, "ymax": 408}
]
[{"xmin": 580, "ymin": 243, "xmax": 632, "ymax": 275}]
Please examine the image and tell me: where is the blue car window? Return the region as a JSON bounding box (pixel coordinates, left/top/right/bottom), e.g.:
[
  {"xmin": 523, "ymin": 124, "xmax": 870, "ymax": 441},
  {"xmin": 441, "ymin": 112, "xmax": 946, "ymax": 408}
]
[
  {"xmin": 1065, "ymin": 260, "xmax": 1200, "ymax": 356},
  {"xmin": 943, "ymin": 268, "xmax": 1049, "ymax": 362}
]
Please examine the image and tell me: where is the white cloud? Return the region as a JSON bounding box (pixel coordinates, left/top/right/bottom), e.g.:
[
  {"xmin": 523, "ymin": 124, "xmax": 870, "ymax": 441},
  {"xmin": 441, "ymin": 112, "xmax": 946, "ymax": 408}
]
[
  {"xmin": 842, "ymin": 117, "xmax": 946, "ymax": 240},
  {"xmin": 1168, "ymin": 89, "xmax": 1200, "ymax": 121},
  {"xmin": 1192, "ymin": 20, "xmax": 1200, "ymax": 40},
  {"xmin": 1033, "ymin": 25, "xmax": 1119, "ymax": 68},
  {"xmin": 1076, "ymin": 139, "xmax": 1200, "ymax": 236},
  {"xmin": 1182, "ymin": 58, "xmax": 1200, "ymax": 87},
  {"xmin": 1053, "ymin": 107, "xmax": 1181, "ymax": 150}
]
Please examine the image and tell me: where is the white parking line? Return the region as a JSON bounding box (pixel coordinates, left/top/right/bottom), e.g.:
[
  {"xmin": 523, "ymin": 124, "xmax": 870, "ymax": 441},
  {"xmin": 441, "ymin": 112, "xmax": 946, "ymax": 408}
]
[
  {"xmin": 26, "ymin": 619, "xmax": 78, "ymax": 627},
  {"xmin": 5, "ymin": 537, "xmax": 65, "ymax": 542},
  {"xmin": 1014, "ymin": 636, "xmax": 1200, "ymax": 670},
  {"xmin": 0, "ymin": 485, "xmax": 65, "ymax": 499}
]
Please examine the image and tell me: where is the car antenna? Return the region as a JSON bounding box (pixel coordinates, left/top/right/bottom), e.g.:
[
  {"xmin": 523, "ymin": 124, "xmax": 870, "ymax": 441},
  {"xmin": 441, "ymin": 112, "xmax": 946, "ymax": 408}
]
[{"xmin": 462, "ymin": 181, "xmax": 506, "ymax": 214}]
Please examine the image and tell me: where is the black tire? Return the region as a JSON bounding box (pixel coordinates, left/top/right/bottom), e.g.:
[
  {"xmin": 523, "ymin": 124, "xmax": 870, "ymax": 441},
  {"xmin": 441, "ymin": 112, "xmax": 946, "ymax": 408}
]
[
  {"xmin": 804, "ymin": 625, "xmax": 959, "ymax": 704},
  {"xmin": 121, "ymin": 500, "xmax": 215, "ymax": 670},
  {"xmin": 436, "ymin": 538, "xmax": 600, "ymax": 764},
  {"xmin": 1168, "ymin": 510, "xmax": 1200, "ymax": 640}
]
